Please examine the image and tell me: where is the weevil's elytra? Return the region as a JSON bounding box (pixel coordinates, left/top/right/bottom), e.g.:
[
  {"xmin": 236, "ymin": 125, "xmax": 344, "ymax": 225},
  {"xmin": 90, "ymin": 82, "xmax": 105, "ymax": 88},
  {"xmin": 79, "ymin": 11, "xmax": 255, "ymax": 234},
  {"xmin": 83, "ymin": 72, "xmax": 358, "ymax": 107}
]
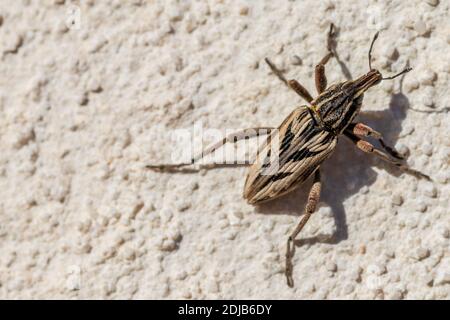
[
  {"xmin": 243, "ymin": 106, "xmax": 337, "ymax": 204},
  {"xmin": 147, "ymin": 24, "xmax": 431, "ymax": 288}
]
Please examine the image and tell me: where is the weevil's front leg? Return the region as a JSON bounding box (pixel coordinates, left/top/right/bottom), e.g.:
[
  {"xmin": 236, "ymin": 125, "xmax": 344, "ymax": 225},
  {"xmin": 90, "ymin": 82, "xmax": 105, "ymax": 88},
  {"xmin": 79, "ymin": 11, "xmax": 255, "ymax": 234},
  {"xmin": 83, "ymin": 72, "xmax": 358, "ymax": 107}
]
[
  {"xmin": 344, "ymin": 132, "xmax": 431, "ymax": 181},
  {"xmin": 147, "ymin": 127, "xmax": 273, "ymax": 172},
  {"xmin": 315, "ymin": 52, "xmax": 333, "ymax": 94},
  {"xmin": 286, "ymin": 169, "xmax": 321, "ymax": 287},
  {"xmin": 346, "ymin": 123, "xmax": 405, "ymax": 160},
  {"xmin": 265, "ymin": 58, "xmax": 313, "ymax": 103},
  {"xmin": 315, "ymin": 24, "xmax": 336, "ymax": 93}
]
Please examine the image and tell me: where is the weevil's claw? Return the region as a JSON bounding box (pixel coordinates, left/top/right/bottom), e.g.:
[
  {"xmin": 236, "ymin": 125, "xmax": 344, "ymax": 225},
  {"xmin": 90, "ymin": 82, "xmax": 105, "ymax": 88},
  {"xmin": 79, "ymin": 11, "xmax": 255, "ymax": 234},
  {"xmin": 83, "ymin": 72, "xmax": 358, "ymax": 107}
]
[
  {"xmin": 329, "ymin": 23, "xmax": 337, "ymax": 38},
  {"xmin": 146, "ymin": 163, "xmax": 192, "ymax": 172},
  {"xmin": 285, "ymin": 238, "xmax": 295, "ymax": 288},
  {"xmin": 417, "ymin": 171, "xmax": 432, "ymax": 182},
  {"xmin": 401, "ymin": 165, "xmax": 432, "ymax": 182},
  {"xmin": 286, "ymin": 272, "xmax": 294, "ymax": 288},
  {"xmin": 265, "ymin": 57, "xmax": 288, "ymax": 85},
  {"xmin": 390, "ymin": 150, "xmax": 405, "ymax": 160},
  {"xmin": 380, "ymin": 139, "xmax": 405, "ymax": 160},
  {"xmin": 327, "ymin": 23, "xmax": 338, "ymax": 53}
]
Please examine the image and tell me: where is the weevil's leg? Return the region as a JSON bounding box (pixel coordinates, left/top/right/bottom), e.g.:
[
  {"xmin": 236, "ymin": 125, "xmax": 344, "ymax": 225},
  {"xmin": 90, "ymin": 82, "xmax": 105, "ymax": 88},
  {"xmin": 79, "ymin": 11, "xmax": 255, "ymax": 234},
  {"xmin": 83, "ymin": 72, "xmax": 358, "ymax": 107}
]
[
  {"xmin": 286, "ymin": 170, "xmax": 321, "ymax": 287},
  {"xmin": 265, "ymin": 58, "xmax": 313, "ymax": 103},
  {"xmin": 196, "ymin": 127, "xmax": 273, "ymax": 162},
  {"xmin": 315, "ymin": 52, "xmax": 333, "ymax": 93},
  {"xmin": 346, "ymin": 123, "xmax": 405, "ymax": 160},
  {"xmin": 147, "ymin": 127, "xmax": 273, "ymax": 172},
  {"xmin": 314, "ymin": 24, "xmax": 337, "ymax": 94},
  {"xmin": 344, "ymin": 132, "xmax": 431, "ymax": 181},
  {"xmin": 287, "ymin": 79, "xmax": 314, "ymax": 103},
  {"xmin": 146, "ymin": 161, "xmax": 251, "ymax": 173}
]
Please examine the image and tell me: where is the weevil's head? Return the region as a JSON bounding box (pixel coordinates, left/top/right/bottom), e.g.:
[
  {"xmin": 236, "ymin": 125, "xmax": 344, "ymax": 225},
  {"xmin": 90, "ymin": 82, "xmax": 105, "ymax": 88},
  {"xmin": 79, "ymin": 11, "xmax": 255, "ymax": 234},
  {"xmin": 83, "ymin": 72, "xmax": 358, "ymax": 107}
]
[{"xmin": 310, "ymin": 31, "xmax": 411, "ymax": 134}]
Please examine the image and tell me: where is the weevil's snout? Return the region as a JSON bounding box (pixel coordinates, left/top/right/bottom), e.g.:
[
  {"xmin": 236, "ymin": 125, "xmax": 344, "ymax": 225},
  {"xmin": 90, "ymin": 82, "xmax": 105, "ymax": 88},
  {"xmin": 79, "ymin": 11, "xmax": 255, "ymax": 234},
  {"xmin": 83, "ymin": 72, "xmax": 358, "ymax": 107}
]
[
  {"xmin": 368, "ymin": 69, "xmax": 382, "ymax": 85},
  {"xmin": 354, "ymin": 69, "xmax": 382, "ymax": 93}
]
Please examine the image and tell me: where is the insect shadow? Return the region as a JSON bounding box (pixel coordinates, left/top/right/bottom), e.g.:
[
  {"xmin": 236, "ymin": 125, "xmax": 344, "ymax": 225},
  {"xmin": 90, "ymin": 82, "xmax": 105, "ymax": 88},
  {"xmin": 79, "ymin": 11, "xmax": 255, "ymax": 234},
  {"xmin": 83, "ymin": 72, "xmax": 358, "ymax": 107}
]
[
  {"xmin": 255, "ymin": 90, "xmax": 411, "ymax": 246},
  {"xmin": 328, "ymin": 27, "xmax": 353, "ymax": 81}
]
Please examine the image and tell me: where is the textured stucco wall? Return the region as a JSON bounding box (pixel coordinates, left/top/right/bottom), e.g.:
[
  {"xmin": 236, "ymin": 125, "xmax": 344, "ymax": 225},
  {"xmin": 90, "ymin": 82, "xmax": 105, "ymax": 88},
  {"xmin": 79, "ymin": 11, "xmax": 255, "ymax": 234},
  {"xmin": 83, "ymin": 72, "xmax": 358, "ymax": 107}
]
[{"xmin": 0, "ymin": 0, "xmax": 448, "ymax": 299}]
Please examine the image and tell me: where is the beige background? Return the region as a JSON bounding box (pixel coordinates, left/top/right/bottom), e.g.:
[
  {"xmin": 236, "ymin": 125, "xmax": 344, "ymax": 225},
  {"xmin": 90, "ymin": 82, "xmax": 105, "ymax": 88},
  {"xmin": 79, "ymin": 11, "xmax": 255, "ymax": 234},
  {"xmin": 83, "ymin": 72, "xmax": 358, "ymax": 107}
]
[{"xmin": 0, "ymin": 0, "xmax": 448, "ymax": 299}]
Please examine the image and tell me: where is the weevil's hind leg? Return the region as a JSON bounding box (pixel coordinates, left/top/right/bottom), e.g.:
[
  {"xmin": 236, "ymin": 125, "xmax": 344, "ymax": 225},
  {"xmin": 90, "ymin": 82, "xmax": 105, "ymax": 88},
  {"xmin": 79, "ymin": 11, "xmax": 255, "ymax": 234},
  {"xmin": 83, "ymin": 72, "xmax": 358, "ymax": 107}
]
[
  {"xmin": 286, "ymin": 170, "xmax": 322, "ymax": 287},
  {"xmin": 146, "ymin": 162, "xmax": 251, "ymax": 173},
  {"xmin": 315, "ymin": 24, "xmax": 337, "ymax": 94},
  {"xmin": 147, "ymin": 127, "xmax": 273, "ymax": 172},
  {"xmin": 344, "ymin": 132, "xmax": 431, "ymax": 181},
  {"xmin": 346, "ymin": 122, "xmax": 405, "ymax": 160},
  {"xmin": 264, "ymin": 58, "xmax": 313, "ymax": 103}
]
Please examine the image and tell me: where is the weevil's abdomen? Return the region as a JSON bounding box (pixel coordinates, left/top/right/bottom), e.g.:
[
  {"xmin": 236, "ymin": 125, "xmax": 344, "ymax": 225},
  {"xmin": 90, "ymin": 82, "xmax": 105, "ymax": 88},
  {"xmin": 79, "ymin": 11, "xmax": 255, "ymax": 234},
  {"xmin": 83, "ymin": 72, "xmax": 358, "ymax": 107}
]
[{"xmin": 243, "ymin": 106, "xmax": 337, "ymax": 204}]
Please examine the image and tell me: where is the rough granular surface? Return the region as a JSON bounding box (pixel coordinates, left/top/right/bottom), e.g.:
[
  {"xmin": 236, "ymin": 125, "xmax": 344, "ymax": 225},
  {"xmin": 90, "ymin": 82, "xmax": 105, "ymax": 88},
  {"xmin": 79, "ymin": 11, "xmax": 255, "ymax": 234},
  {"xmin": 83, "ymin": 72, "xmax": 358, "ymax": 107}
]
[{"xmin": 0, "ymin": 1, "xmax": 448, "ymax": 299}]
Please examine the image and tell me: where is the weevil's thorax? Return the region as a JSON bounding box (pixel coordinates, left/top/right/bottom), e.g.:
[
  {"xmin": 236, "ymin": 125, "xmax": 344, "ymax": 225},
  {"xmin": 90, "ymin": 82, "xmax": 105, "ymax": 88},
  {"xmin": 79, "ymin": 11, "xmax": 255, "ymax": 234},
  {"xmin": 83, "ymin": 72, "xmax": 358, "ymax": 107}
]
[
  {"xmin": 311, "ymin": 82, "xmax": 364, "ymax": 134},
  {"xmin": 310, "ymin": 69, "xmax": 382, "ymax": 134}
]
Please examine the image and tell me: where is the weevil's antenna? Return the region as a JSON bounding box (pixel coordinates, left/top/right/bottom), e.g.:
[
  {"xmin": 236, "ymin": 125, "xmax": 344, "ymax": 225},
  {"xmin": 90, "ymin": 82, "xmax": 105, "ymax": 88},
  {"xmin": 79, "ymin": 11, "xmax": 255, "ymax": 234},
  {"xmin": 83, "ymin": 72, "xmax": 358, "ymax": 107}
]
[
  {"xmin": 368, "ymin": 31, "xmax": 379, "ymax": 70},
  {"xmin": 382, "ymin": 67, "xmax": 412, "ymax": 80}
]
